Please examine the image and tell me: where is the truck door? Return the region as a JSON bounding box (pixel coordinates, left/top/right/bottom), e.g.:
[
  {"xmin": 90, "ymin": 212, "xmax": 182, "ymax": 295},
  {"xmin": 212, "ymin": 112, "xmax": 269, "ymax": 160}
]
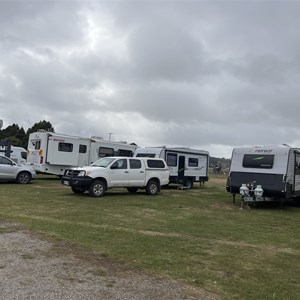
[
  {"xmin": 178, "ymin": 156, "xmax": 185, "ymax": 181},
  {"xmin": 109, "ymin": 158, "xmax": 129, "ymax": 186},
  {"xmin": 128, "ymin": 158, "xmax": 145, "ymax": 186}
]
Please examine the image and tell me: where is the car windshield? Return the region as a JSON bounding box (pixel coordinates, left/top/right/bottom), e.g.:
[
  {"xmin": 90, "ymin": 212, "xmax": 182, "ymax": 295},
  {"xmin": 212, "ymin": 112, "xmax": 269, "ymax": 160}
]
[{"xmin": 91, "ymin": 157, "xmax": 115, "ymax": 167}]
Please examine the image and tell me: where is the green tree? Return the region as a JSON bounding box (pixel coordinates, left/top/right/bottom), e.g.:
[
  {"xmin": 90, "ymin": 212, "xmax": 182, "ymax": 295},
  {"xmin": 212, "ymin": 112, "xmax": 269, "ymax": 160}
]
[
  {"xmin": 0, "ymin": 120, "xmax": 55, "ymax": 149},
  {"xmin": 0, "ymin": 123, "xmax": 25, "ymax": 147}
]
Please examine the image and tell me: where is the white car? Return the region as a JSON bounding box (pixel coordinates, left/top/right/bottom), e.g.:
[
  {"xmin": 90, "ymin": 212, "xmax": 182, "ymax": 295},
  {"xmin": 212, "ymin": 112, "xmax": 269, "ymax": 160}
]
[{"xmin": 0, "ymin": 155, "xmax": 36, "ymax": 184}]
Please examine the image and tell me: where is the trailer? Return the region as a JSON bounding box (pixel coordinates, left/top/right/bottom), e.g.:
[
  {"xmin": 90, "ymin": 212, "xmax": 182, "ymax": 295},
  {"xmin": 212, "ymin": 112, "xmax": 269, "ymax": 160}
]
[
  {"xmin": 0, "ymin": 140, "xmax": 27, "ymax": 164},
  {"xmin": 134, "ymin": 146, "xmax": 209, "ymax": 187},
  {"xmin": 27, "ymin": 130, "xmax": 138, "ymax": 176},
  {"xmin": 226, "ymin": 145, "xmax": 300, "ymax": 205}
]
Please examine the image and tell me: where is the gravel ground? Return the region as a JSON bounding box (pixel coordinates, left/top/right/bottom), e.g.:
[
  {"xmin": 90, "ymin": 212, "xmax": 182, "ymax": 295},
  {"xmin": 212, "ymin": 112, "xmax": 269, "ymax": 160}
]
[{"xmin": 0, "ymin": 221, "xmax": 220, "ymax": 300}]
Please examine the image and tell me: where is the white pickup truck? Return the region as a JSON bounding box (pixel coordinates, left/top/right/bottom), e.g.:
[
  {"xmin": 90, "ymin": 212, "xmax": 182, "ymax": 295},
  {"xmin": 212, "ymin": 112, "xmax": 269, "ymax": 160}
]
[{"xmin": 61, "ymin": 156, "xmax": 170, "ymax": 197}]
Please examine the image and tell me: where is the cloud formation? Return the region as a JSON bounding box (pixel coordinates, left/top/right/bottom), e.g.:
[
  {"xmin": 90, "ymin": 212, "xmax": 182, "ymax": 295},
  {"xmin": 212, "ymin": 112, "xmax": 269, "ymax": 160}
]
[{"xmin": 1, "ymin": 1, "xmax": 300, "ymax": 157}]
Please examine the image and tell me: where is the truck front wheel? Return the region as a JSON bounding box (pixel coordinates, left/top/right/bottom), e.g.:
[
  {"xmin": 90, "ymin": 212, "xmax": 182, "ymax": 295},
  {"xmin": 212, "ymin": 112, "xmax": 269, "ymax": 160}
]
[
  {"xmin": 89, "ymin": 180, "xmax": 106, "ymax": 197},
  {"xmin": 146, "ymin": 180, "xmax": 159, "ymax": 195}
]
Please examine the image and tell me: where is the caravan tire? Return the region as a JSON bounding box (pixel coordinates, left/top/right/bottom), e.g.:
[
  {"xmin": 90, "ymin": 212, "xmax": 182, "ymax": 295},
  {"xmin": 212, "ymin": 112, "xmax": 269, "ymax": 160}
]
[
  {"xmin": 146, "ymin": 180, "xmax": 159, "ymax": 195},
  {"xmin": 89, "ymin": 180, "xmax": 106, "ymax": 197},
  {"xmin": 184, "ymin": 179, "xmax": 193, "ymax": 189}
]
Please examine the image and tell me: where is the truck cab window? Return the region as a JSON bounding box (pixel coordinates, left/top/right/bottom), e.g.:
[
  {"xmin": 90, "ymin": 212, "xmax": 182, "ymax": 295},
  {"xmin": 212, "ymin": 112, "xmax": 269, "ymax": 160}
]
[
  {"xmin": 129, "ymin": 159, "xmax": 142, "ymax": 169},
  {"xmin": 111, "ymin": 159, "xmax": 127, "ymax": 169}
]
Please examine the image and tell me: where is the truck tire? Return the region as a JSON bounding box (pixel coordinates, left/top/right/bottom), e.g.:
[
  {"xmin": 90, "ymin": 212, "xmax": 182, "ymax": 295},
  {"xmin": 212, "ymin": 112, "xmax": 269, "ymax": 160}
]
[
  {"xmin": 16, "ymin": 172, "xmax": 31, "ymax": 184},
  {"xmin": 127, "ymin": 187, "xmax": 138, "ymax": 193},
  {"xmin": 89, "ymin": 180, "xmax": 106, "ymax": 197},
  {"xmin": 146, "ymin": 180, "xmax": 159, "ymax": 195},
  {"xmin": 71, "ymin": 187, "xmax": 85, "ymax": 194}
]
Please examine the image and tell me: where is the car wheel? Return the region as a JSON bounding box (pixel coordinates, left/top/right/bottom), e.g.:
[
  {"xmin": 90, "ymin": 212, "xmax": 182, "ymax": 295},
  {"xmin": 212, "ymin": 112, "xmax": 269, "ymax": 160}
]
[
  {"xmin": 127, "ymin": 187, "xmax": 138, "ymax": 193},
  {"xmin": 16, "ymin": 171, "xmax": 31, "ymax": 184},
  {"xmin": 71, "ymin": 187, "xmax": 86, "ymax": 194},
  {"xmin": 146, "ymin": 180, "xmax": 159, "ymax": 195},
  {"xmin": 89, "ymin": 180, "xmax": 106, "ymax": 197}
]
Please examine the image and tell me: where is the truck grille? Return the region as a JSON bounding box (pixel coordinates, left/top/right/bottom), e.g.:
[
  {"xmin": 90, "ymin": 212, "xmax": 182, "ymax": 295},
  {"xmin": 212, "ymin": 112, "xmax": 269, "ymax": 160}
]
[{"xmin": 65, "ymin": 170, "xmax": 81, "ymax": 177}]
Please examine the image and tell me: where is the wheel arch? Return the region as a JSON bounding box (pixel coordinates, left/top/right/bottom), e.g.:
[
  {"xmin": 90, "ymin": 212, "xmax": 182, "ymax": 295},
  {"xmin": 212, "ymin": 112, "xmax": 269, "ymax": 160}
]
[
  {"xmin": 92, "ymin": 177, "xmax": 108, "ymax": 190},
  {"xmin": 146, "ymin": 177, "xmax": 161, "ymax": 191},
  {"xmin": 16, "ymin": 171, "xmax": 32, "ymax": 183}
]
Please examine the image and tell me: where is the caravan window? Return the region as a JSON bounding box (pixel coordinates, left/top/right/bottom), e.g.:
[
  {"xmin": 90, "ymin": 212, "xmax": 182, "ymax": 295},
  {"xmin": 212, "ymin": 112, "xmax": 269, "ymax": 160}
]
[
  {"xmin": 242, "ymin": 154, "xmax": 274, "ymax": 169},
  {"xmin": 58, "ymin": 143, "xmax": 73, "ymax": 152},
  {"xmin": 79, "ymin": 144, "xmax": 87, "ymax": 153},
  {"xmin": 188, "ymin": 158, "xmax": 198, "ymax": 167},
  {"xmin": 32, "ymin": 140, "xmax": 41, "ymax": 150},
  {"xmin": 166, "ymin": 153, "xmax": 177, "ymax": 167},
  {"xmin": 118, "ymin": 149, "xmax": 133, "ymax": 157},
  {"xmin": 99, "ymin": 147, "xmax": 114, "ymax": 157},
  {"xmin": 136, "ymin": 153, "xmax": 156, "ymax": 158}
]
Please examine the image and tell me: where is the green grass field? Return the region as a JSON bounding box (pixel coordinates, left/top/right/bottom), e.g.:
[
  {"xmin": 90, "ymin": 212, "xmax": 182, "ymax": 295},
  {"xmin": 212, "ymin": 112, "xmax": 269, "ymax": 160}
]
[{"xmin": 1, "ymin": 174, "xmax": 300, "ymax": 299}]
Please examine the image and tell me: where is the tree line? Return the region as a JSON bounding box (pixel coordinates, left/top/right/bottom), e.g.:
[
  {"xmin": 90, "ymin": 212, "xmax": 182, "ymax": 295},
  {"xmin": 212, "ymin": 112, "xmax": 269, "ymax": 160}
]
[{"xmin": 0, "ymin": 120, "xmax": 54, "ymax": 149}]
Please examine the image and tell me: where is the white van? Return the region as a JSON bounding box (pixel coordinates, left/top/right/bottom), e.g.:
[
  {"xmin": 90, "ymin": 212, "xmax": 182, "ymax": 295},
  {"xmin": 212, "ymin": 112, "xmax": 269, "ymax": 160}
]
[{"xmin": 0, "ymin": 146, "xmax": 27, "ymax": 164}]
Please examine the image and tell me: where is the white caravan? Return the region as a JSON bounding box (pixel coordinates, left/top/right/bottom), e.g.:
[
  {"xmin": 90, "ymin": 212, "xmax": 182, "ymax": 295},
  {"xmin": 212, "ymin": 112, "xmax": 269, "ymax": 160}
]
[
  {"xmin": 134, "ymin": 146, "xmax": 209, "ymax": 187},
  {"xmin": 0, "ymin": 146, "xmax": 27, "ymax": 164},
  {"xmin": 226, "ymin": 145, "xmax": 300, "ymax": 204},
  {"xmin": 27, "ymin": 131, "xmax": 138, "ymax": 176}
]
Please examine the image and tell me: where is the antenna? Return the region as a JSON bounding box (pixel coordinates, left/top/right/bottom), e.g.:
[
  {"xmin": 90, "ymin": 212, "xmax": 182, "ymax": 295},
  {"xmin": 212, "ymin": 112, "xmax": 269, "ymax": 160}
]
[{"xmin": 107, "ymin": 132, "xmax": 115, "ymax": 141}]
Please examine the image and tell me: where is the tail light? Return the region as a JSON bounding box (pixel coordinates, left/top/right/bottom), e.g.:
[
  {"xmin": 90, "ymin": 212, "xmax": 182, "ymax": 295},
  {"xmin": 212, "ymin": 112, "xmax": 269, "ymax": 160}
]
[{"xmin": 39, "ymin": 149, "xmax": 43, "ymax": 164}]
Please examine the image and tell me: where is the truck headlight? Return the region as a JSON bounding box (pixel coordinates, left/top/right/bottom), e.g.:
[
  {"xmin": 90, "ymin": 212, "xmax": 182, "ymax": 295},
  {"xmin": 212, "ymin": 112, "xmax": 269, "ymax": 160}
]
[{"xmin": 77, "ymin": 171, "xmax": 86, "ymax": 177}]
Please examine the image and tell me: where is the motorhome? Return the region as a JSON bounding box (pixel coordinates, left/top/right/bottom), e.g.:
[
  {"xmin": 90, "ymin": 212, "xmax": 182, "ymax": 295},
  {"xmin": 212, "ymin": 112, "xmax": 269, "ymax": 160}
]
[
  {"xmin": 134, "ymin": 146, "xmax": 209, "ymax": 187},
  {"xmin": 0, "ymin": 145, "xmax": 27, "ymax": 164},
  {"xmin": 226, "ymin": 145, "xmax": 300, "ymax": 204},
  {"xmin": 27, "ymin": 130, "xmax": 138, "ymax": 176}
]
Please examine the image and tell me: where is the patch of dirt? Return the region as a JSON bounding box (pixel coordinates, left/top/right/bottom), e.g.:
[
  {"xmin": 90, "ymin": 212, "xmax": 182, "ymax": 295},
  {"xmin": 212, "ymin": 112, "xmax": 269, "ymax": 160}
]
[{"xmin": 0, "ymin": 221, "xmax": 221, "ymax": 300}]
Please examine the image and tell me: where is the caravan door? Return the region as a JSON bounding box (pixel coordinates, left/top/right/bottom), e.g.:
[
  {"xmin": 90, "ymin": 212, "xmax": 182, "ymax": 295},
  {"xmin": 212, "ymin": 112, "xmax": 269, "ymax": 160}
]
[
  {"xmin": 294, "ymin": 152, "xmax": 300, "ymax": 194},
  {"xmin": 178, "ymin": 156, "xmax": 185, "ymax": 181},
  {"xmin": 78, "ymin": 140, "xmax": 90, "ymax": 167}
]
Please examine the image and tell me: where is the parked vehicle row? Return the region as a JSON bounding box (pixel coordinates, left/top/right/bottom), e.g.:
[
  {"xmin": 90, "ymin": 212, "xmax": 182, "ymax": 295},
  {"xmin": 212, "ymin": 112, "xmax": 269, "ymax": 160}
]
[{"xmin": 26, "ymin": 130, "xmax": 209, "ymax": 188}]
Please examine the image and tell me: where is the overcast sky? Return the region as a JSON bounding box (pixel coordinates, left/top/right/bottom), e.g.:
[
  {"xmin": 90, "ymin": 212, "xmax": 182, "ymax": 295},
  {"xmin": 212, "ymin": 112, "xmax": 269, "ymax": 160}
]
[{"xmin": 1, "ymin": 0, "xmax": 299, "ymax": 158}]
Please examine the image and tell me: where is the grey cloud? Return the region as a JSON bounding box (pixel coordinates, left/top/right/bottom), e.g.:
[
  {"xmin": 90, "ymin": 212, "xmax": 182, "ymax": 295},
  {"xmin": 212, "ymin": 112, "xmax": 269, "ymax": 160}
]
[{"xmin": 1, "ymin": 1, "xmax": 300, "ymax": 158}]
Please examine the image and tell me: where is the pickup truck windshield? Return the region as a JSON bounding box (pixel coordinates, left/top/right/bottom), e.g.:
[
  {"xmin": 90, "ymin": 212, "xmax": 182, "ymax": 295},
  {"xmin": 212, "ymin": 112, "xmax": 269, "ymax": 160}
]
[{"xmin": 91, "ymin": 157, "xmax": 115, "ymax": 167}]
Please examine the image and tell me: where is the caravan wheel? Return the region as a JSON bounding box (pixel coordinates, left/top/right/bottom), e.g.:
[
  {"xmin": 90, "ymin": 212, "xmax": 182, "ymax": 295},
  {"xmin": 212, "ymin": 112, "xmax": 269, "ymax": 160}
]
[{"xmin": 184, "ymin": 179, "xmax": 193, "ymax": 189}]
